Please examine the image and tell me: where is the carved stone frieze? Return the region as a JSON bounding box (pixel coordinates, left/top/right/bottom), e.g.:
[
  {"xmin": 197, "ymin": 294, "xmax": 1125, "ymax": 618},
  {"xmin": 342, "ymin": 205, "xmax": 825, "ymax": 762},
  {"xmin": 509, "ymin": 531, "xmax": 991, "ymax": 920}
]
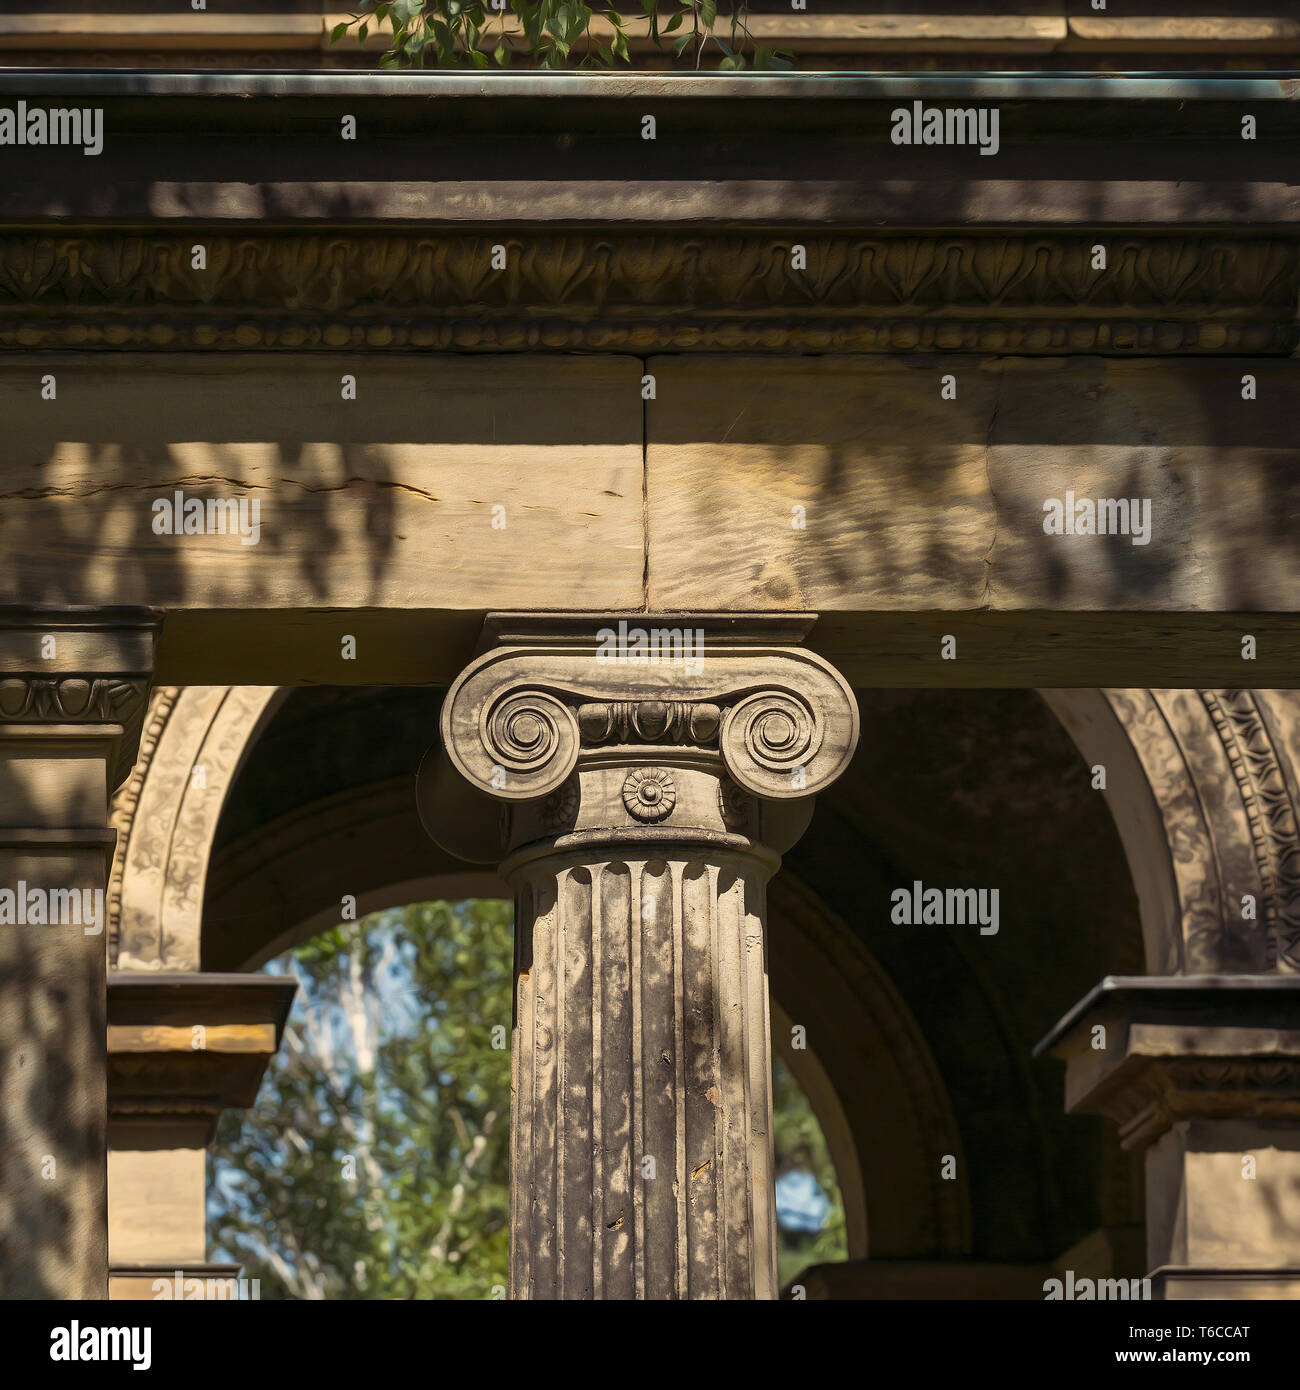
[
  {"xmin": 4, "ymin": 232, "xmax": 1295, "ymax": 354},
  {"xmin": 0, "ymin": 676, "xmax": 147, "ymax": 725}
]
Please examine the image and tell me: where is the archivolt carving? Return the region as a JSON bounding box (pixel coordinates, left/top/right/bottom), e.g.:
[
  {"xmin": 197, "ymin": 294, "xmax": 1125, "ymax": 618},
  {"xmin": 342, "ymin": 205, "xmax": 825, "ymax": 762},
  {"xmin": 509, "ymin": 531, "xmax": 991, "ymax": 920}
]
[
  {"xmin": 3, "ymin": 232, "xmax": 1294, "ymax": 353},
  {"xmin": 1043, "ymin": 689, "xmax": 1300, "ymax": 977},
  {"xmin": 108, "ymin": 685, "xmax": 286, "ymax": 970},
  {"xmin": 1201, "ymin": 691, "xmax": 1300, "ymax": 972},
  {"xmin": 107, "ymin": 684, "xmax": 179, "ymax": 963}
]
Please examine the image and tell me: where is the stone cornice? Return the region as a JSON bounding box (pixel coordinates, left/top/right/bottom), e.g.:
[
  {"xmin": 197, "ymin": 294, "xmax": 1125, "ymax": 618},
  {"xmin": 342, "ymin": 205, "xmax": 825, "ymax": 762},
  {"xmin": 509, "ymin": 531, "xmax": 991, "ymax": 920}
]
[
  {"xmin": 2, "ymin": 77, "xmax": 1298, "ymax": 237},
  {"xmin": 5, "ymin": 231, "xmax": 1295, "ymax": 355},
  {"xmin": 8, "ymin": 12, "xmax": 1300, "ymax": 61},
  {"xmin": 2, "ymin": 72, "xmax": 1297, "ymax": 100}
]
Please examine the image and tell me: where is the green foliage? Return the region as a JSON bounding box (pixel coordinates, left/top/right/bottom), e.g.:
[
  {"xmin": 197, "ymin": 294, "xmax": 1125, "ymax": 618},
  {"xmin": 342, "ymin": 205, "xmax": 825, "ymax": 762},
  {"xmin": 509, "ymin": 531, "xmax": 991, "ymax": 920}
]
[
  {"xmin": 209, "ymin": 900, "xmax": 514, "ymax": 1299},
  {"xmin": 772, "ymin": 1053, "xmax": 848, "ymax": 1288},
  {"xmin": 331, "ymin": 0, "xmax": 792, "ymax": 70}
]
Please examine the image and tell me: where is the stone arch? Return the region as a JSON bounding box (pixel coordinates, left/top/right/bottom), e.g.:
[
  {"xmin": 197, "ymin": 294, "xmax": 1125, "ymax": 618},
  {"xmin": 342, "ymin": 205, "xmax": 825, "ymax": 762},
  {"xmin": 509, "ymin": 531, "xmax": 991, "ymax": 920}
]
[
  {"xmin": 108, "ymin": 681, "xmax": 1300, "ymax": 1287},
  {"xmin": 198, "ymin": 757, "xmax": 956, "ymax": 1263},
  {"xmin": 202, "ymin": 776, "xmax": 506, "ymax": 970},
  {"xmin": 198, "ymin": 765, "xmax": 905, "ymax": 1264},
  {"xmin": 109, "ymin": 685, "xmax": 288, "ymax": 971},
  {"xmin": 122, "ymin": 682, "xmax": 1290, "ymax": 980},
  {"xmin": 1040, "ymin": 689, "xmax": 1300, "ymax": 975}
]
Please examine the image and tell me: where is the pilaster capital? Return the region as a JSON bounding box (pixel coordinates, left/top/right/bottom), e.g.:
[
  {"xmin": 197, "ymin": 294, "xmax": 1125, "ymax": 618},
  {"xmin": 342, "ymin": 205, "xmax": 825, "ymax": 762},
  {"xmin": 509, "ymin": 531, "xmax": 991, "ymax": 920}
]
[
  {"xmin": 1036, "ymin": 975, "xmax": 1300, "ymax": 1151},
  {"xmin": 0, "ymin": 614, "xmax": 158, "ymax": 792},
  {"xmin": 419, "ymin": 613, "xmax": 859, "ymax": 865}
]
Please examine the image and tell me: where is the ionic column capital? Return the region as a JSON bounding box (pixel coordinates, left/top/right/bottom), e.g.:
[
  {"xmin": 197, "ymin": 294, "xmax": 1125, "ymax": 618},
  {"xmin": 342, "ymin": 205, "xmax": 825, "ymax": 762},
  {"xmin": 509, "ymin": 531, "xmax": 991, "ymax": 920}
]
[{"xmin": 418, "ymin": 613, "xmax": 860, "ymax": 863}]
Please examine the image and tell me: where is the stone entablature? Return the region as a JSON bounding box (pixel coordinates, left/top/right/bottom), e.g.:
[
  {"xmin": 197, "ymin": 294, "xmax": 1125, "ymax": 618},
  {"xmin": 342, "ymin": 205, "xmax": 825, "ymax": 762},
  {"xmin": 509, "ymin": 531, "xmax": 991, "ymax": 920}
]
[{"xmin": 0, "ymin": 73, "xmax": 1295, "ymax": 355}]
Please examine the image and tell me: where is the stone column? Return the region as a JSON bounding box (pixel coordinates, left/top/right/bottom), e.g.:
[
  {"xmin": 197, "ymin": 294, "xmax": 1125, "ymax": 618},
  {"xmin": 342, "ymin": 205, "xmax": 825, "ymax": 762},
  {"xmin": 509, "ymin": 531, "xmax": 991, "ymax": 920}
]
[
  {"xmin": 1037, "ymin": 975, "xmax": 1300, "ymax": 1299},
  {"xmin": 419, "ymin": 615, "xmax": 858, "ymax": 1300},
  {"xmin": 0, "ymin": 616, "xmax": 155, "ymax": 1299}
]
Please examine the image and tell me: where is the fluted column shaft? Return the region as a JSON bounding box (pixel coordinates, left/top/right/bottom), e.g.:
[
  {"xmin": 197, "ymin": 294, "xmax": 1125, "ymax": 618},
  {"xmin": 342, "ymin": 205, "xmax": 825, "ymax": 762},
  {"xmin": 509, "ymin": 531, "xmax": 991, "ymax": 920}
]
[{"xmin": 506, "ymin": 829, "xmax": 778, "ymax": 1300}]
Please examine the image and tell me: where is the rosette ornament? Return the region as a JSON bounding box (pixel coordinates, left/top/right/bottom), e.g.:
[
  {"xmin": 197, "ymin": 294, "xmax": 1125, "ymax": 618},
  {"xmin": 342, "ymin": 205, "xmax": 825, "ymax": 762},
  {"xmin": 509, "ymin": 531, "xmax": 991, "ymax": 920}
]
[{"xmin": 621, "ymin": 766, "xmax": 676, "ymax": 823}]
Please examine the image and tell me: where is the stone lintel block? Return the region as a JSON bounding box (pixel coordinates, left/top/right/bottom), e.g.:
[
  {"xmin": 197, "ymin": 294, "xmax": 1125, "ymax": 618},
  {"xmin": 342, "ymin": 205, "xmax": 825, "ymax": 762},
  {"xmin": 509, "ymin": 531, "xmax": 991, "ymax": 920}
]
[
  {"xmin": 1036, "ymin": 975, "xmax": 1300, "ymax": 1150},
  {"xmin": 0, "ymin": 356, "xmax": 644, "ymax": 617},
  {"xmin": 645, "ymin": 357, "xmax": 1300, "ymax": 615}
]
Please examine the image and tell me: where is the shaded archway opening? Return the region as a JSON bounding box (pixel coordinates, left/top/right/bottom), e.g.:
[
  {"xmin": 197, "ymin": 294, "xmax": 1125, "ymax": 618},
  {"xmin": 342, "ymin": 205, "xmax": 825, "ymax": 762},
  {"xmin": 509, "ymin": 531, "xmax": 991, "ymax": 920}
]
[{"xmin": 782, "ymin": 687, "xmax": 1147, "ymax": 1292}]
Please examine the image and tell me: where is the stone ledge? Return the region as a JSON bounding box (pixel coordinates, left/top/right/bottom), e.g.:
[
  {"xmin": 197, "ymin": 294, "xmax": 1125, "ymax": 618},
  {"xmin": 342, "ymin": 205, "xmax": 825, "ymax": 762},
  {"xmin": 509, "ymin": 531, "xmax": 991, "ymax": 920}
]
[
  {"xmin": 108, "ymin": 972, "xmax": 297, "ymax": 1140},
  {"xmin": 1037, "ymin": 976, "xmax": 1300, "ymax": 1150},
  {"xmin": 7, "ymin": 12, "xmax": 1300, "ymax": 55}
]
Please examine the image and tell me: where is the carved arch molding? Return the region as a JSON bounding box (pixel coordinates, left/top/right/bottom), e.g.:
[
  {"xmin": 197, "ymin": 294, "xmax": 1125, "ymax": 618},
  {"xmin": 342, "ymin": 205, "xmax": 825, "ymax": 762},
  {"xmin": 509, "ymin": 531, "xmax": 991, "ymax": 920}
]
[
  {"xmin": 109, "ymin": 686, "xmax": 1300, "ymax": 977},
  {"xmin": 1043, "ymin": 689, "xmax": 1300, "ymax": 976}
]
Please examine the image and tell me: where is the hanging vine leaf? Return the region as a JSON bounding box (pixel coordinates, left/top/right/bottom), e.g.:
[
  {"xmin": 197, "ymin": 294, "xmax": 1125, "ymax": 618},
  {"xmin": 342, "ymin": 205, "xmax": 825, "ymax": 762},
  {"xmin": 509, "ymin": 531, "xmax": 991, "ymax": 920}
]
[{"xmin": 328, "ymin": 0, "xmax": 789, "ymax": 70}]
